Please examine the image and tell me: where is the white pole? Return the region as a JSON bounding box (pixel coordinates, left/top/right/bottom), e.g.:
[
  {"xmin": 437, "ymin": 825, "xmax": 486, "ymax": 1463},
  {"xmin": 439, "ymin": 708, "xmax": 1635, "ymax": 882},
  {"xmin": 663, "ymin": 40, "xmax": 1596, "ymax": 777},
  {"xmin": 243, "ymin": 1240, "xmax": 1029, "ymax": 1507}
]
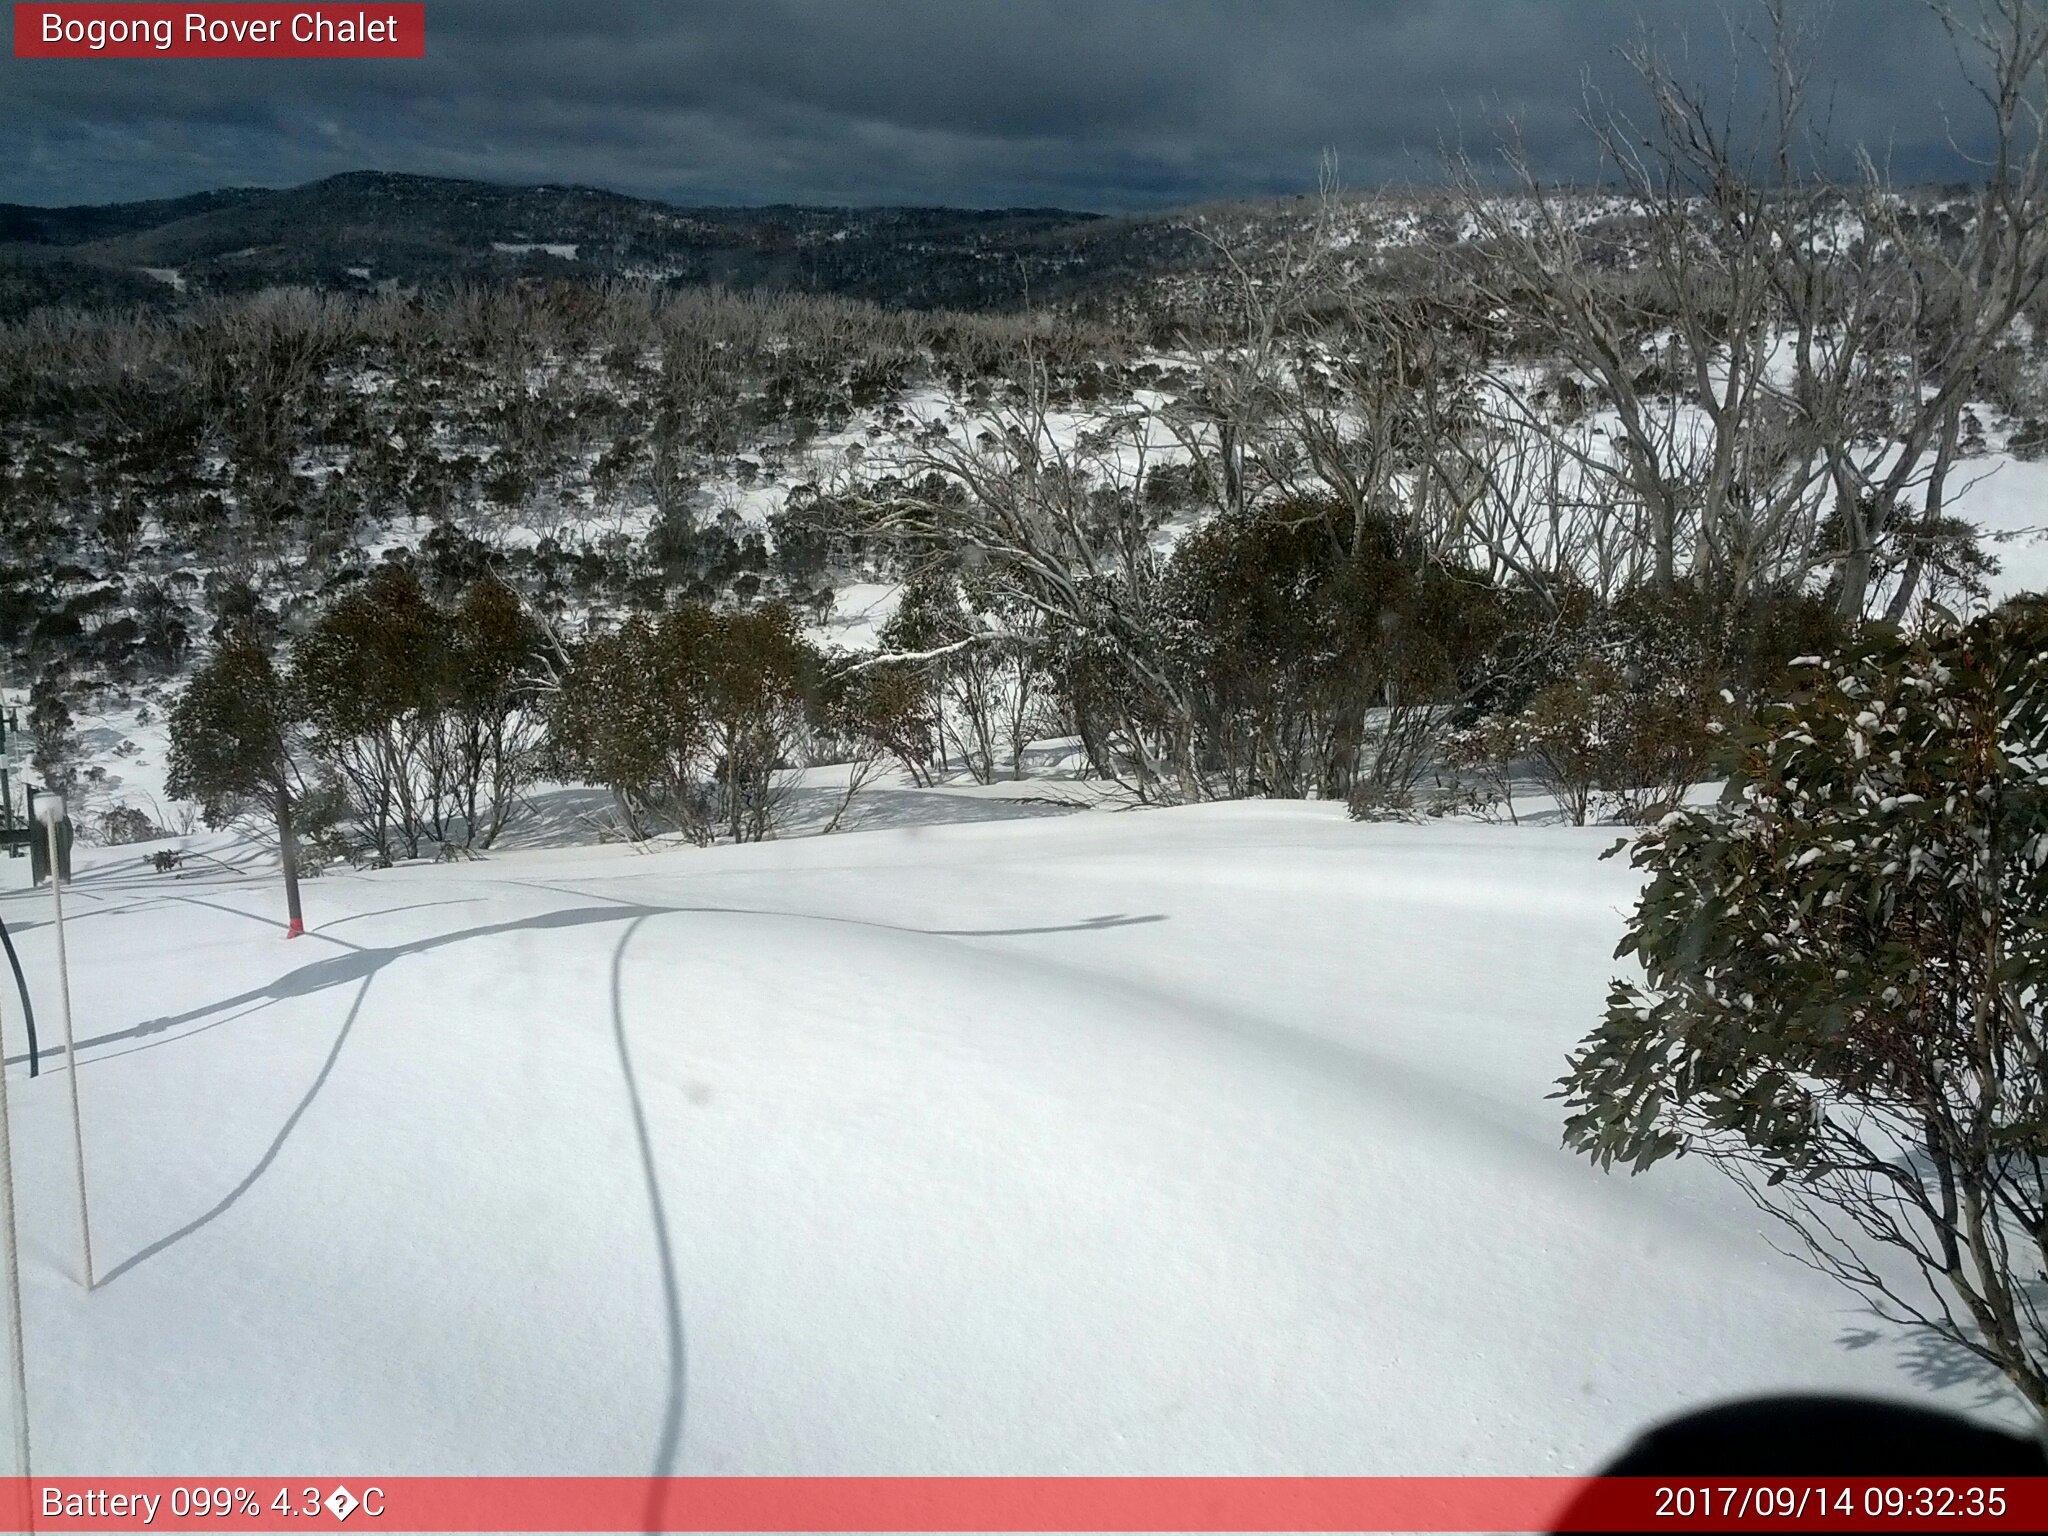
[
  {"xmin": 39, "ymin": 797, "xmax": 92, "ymax": 1290},
  {"xmin": 0, "ymin": 964, "xmax": 31, "ymax": 1486}
]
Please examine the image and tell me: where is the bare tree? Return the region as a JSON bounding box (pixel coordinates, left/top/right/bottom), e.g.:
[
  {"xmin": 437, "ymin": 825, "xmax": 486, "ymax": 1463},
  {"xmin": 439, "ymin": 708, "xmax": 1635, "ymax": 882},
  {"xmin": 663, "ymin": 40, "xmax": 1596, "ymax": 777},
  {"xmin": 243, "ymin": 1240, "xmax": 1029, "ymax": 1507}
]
[
  {"xmin": 1454, "ymin": 0, "xmax": 2048, "ymax": 616},
  {"xmin": 1780, "ymin": 0, "xmax": 2048, "ymax": 616},
  {"xmin": 855, "ymin": 367, "xmax": 1203, "ymax": 800},
  {"xmin": 1448, "ymin": 22, "xmax": 1836, "ymax": 603}
]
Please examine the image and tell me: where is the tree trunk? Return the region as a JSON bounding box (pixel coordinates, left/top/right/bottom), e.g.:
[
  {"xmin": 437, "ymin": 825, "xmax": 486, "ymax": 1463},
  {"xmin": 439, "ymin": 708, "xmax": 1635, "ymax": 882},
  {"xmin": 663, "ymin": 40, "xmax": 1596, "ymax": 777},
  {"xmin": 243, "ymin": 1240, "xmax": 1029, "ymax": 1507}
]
[
  {"xmin": 1219, "ymin": 419, "xmax": 1244, "ymax": 517},
  {"xmin": 275, "ymin": 776, "xmax": 305, "ymax": 939},
  {"xmin": 1652, "ymin": 496, "xmax": 1676, "ymax": 595},
  {"xmin": 1831, "ymin": 458, "xmax": 1875, "ymax": 620},
  {"xmin": 1884, "ymin": 403, "xmax": 1964, "ymax": 626},
  {"xmin": 1836, "ymin": 540, "xmax": 1874, "ymax": 621}
]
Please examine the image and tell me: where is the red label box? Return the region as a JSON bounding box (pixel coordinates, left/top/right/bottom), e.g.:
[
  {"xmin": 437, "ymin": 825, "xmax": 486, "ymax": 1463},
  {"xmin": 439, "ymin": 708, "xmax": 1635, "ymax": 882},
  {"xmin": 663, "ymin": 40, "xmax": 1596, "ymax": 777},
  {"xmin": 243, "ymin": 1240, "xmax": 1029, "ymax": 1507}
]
[
  {"xmin": 5, "ymin": 1477, "xmax": 2048, "ymax": 1532},
  {"xmin": 14, "ymin": 3, "xmax": 424, "ymax": 58}
]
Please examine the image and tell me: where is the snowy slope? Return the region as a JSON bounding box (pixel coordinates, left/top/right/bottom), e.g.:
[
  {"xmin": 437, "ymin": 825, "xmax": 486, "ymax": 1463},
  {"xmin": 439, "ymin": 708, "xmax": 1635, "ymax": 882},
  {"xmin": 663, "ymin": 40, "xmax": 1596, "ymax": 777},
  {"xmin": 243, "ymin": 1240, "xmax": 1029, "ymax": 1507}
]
[
  {"xmin": 0, "ymin": 804, "xmax": 2028, "ymax": 1479},
  {"xmin": 1948, "ymin": 450, "xmax": 2048, "ymax": 604}
]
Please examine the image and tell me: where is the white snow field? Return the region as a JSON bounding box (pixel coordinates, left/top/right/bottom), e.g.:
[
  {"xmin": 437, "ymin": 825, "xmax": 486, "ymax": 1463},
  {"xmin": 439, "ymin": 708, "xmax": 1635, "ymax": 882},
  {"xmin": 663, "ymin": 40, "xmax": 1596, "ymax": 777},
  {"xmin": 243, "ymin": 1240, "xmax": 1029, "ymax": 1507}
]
[{"xmin": 0, "ymin": 802, "xmax": 2029, "ymax": 1478}]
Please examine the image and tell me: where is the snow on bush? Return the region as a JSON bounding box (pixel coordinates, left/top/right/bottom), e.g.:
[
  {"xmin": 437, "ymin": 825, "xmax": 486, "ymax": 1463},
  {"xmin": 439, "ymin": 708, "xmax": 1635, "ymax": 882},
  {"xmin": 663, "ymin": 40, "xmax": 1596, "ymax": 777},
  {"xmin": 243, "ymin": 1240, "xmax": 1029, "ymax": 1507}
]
[{"xmin": 1561, "ymin": 596, "xmax": 2048, "ymax": 1415}]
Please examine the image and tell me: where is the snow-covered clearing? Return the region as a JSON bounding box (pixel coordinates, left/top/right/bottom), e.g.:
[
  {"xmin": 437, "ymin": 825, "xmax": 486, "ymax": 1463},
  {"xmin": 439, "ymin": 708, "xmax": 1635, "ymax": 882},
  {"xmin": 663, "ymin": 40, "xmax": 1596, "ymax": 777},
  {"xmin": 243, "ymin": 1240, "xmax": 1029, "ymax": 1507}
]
[
  {"xmin": 806, "ymin": 580, "xmax": 903, "ymax": 653},
  {"xmin": 491, "ymin": 242, "xmax": 579, "ymax": 260},
  {"xmin": 0, "ymin": 803, "xmax": 2026, "ymax": 1476},
  {"xmin": 1949, "ymin": 450, "xmax": 2048, "ymax": 604}
]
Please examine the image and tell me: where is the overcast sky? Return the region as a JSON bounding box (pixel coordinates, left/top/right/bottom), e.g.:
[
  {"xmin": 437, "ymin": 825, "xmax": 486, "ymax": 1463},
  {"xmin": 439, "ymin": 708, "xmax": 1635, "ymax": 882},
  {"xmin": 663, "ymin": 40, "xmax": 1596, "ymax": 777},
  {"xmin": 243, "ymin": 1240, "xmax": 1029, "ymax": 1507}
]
[{"xmin": 0, "ymin": 0, "xmax": 1992, "ymax": 211}]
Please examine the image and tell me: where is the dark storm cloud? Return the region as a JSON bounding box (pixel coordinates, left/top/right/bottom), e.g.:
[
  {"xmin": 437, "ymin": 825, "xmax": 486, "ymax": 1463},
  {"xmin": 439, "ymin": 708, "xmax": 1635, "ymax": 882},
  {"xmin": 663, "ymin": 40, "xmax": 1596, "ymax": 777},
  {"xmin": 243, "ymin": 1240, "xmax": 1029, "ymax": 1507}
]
[{"xmin": 0, "ymin": 1, "xmax": 1986, "ymax": 210}]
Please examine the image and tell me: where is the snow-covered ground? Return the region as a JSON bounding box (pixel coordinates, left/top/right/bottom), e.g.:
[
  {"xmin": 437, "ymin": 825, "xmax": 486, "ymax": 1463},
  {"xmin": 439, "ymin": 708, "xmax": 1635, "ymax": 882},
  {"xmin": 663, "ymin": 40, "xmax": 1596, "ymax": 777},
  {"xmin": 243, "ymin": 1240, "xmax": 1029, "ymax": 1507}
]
[
  {"xmin": 0, "ymin": 802, "xmax": 2027, "ymax": 1477},
  {"xmin": 806, "ymin": 580, "xmax": 903, "ymax": 654},
  {"xmin": 1949, "ymin": 450, "xmax": 2048, "ymax": 605}
]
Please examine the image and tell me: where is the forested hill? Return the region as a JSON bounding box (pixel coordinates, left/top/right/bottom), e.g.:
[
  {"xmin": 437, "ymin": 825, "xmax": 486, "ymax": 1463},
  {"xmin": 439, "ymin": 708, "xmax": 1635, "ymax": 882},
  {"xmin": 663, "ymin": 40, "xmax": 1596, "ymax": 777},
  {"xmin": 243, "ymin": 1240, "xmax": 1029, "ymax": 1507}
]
[{"xmin": 0, "ymin": 170, "xmax": 1206, "ymax": 320}]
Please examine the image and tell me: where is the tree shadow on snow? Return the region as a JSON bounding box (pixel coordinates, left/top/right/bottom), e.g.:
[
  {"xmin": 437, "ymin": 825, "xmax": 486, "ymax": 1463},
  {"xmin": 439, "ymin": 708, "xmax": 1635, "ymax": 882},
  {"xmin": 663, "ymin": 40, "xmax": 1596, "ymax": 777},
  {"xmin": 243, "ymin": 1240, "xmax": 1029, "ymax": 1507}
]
[
  {"xmin": 1837, "ymin": 1316, "xmax": 2027, "ymax": 1415},
  {"xmin": 94, "ymin": 903, "xmax": 695, "ymax": 1503},
  {"xmin": 513, "ymin": 878, "xmax": 1165, "ymax": 944},
  {"xmin": 12, "ymin": 900, "xmax": 1164, "ymax": 1072},
  {"xmin": 96, "ymin": 973, "xmax": 376, "ymax": 1286},
  {"xmin": 77, "ymin": 873, "xmax": 1162, "ymax": 1454},
  {"xmin": 8, "ymin": 904, "xmax": 670, "ymax": 1067},
  {"xmin": 609, "ymin": 916, "xmax": 690, "ymax": 1511},
  {"xmin": 83, "ymin": 905, "xmax": 675, "ymax": 1289}
]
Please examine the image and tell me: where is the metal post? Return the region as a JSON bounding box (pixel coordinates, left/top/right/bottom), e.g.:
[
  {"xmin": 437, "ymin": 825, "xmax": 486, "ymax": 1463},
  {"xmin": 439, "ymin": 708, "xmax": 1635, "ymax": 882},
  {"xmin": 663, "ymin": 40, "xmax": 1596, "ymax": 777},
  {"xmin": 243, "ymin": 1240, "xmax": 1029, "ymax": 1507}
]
[{"xmin": 39, "ymin": 796, "xmax": 93, "ymax": 1289}]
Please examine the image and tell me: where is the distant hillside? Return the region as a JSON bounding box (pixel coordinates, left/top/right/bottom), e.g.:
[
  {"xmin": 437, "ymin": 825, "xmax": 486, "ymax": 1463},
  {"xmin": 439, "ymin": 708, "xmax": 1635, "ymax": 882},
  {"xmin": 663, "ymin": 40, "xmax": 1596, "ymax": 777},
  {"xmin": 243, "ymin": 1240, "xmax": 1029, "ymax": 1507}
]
[{"xmin": 0, "ymin": 170, "xmax": 1207, "ymax": 319}]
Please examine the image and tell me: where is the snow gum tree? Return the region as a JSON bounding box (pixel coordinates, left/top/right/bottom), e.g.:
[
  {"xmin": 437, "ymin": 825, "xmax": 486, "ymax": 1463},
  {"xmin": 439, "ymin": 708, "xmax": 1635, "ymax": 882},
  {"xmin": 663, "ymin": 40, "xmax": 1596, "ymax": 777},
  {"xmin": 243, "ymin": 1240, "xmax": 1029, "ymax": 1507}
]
[
  {"xmin": 544, "ymin": 600, "xmax": 818, "ymax": 844},
  {"xmin": 430, "ymin": 576, "xmax": 547, "ymax": 850},
  {"xmin": 27, "ymin": 675, "xmax": 79, "ymax": 795},
  {"xmin": 544, "ymin": 611, "xmax": 715, "ymax": 843},
  {"xmin": 292, "ymin": 565, "xmax": 449, "ymax": 861},
  {"xmin": 165, "ymin": 629, "xmax": 308, "ymax": 936},
  {"xmin": 693, "ymin": 603, "xmax": 817, "ymax": 843},
  {"xmin": 872, "ymin": 573, "xmax": 1046, "ymax": 784},
  {"xmin": 1164, "ymin": 502, "xmax": 1501, "ymax": 802},
  {"xmin": 277, "ymin": 568, "xmax": 545, "ymax": 858},
  {"xmin": 1560, "ymin": 596, "xmax": 2048, "ymax": 1414}
]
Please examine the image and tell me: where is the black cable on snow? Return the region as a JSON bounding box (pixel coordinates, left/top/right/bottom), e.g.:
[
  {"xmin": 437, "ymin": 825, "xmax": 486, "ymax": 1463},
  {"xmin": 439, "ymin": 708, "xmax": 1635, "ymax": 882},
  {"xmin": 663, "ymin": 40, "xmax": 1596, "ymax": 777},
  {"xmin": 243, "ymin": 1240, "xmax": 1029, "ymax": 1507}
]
[{"xmin": 0, "ymin": 917, "xmax": 36, "ymax": 1077}]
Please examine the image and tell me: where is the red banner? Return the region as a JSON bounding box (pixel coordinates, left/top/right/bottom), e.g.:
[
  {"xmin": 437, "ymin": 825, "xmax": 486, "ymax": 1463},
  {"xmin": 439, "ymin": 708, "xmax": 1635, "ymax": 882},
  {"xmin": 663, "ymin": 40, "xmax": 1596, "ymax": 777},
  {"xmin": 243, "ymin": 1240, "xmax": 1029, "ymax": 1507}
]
[
  {"xmin": 2, "ymin": 1477, "xmax": 2045, "ymax": 1532},
  {"xmin": 13, "ymin": 4, "xmax": 424, "ymax": 58}
]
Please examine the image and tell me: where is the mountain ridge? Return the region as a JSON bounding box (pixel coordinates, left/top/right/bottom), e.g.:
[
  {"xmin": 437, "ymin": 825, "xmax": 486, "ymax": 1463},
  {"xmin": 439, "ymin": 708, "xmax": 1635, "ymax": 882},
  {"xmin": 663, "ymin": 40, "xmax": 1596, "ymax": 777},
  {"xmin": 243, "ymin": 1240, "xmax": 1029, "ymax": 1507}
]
[{"xmin": 0, "ymin": 169, "xmax": 1202, "ymax": 319}]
